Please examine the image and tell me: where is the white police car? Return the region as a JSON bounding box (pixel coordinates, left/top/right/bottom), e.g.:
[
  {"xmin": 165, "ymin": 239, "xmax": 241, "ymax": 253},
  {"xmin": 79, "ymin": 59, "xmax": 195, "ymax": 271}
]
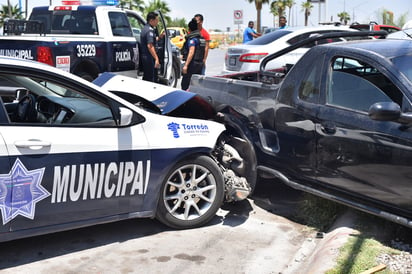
[{"xmin": 0, "ymin": 56, "xmax": 251, "ymax": 242}]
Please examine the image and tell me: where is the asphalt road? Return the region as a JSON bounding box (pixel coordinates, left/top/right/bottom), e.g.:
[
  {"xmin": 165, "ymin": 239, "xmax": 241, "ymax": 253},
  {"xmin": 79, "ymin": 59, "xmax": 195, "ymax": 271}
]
[
  {"xmin": 204, "ymin": 46, "xmax": 226, "ymax": 76},
  {"xmin": 176, "ymin": 46, "xmax": 225, "ymax": 89},
  {"xmin": 0, "ymin": 180, "xmax": 319, "ymax": 274}
]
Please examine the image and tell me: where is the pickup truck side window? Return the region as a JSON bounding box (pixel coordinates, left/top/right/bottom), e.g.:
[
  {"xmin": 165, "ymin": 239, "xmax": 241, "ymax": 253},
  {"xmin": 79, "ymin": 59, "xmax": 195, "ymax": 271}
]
[
  {"xmin": 392, "ymin": 55, "xmax": 412, "ymax": 83},
  {"xmin": 327, "ymin": 57, "xmax": 404, "ymax": 112},
  {"xmin": 298, "ymin": 61, "xmax": 321, "ymax": 103},
  {"xmin": 109, "ymin": 12, "xmax": 133, "ymax": 37}
]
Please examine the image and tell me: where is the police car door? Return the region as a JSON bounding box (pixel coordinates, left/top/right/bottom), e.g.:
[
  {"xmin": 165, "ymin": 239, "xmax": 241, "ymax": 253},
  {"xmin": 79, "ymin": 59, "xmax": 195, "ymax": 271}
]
[
  {"xmin": 0, "ymin": 69, "xmax": 150, "ymax": 232},
  {"xmin": 126, "ymin": 10, "xmax": 172, "ymax": 84},
  {"xmin": 108, "ymin": 11, "xmax": 139, "ymax": 77},
  {"xmin": 0, "ymin": 98, "xmax": 11, "ymax": 234},
  {"xmin": 156, "ymin": 10, "xmax": 172, "ymax": 83}
]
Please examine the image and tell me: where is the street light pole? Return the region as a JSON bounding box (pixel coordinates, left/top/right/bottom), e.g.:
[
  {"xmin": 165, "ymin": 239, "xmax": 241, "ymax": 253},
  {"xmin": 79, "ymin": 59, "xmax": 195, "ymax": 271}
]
[
  {"xmin": 318, "ymin": 2, "xmax": 321, "ymax": 23},
  {"xmin": 352, "ymin": 1, "xmax": 368, "ymax": 23}
]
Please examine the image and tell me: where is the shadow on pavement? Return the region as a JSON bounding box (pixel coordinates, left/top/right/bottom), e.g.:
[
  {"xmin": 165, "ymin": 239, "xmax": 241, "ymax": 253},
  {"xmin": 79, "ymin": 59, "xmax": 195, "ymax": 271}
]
[
  {"xmin": 0, "ymin": 218, "xmax": 170, "ymax": 269},
  {"xmin": 220, "ymin": 199, "xmax": 254, "ymax": 227}
]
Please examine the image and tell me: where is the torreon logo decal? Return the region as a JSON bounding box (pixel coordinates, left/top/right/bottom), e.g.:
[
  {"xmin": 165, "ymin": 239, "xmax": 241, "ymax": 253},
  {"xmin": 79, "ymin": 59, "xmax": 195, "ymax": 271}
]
[
  {"xmin": 167, "ymin": 122, "xmax": 210, "ymax": 138},
  {"xmin": 167, "ymin": 122, "xmax": 180, "ymax": 138},
  {"xmin": 0, "ymin": 158, "xmax": 50, "ymax": 224}
]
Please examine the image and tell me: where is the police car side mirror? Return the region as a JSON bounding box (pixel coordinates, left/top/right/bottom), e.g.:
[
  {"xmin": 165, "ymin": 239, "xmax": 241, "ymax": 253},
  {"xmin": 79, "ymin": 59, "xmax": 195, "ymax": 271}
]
[{"xmin": 119, "ymin": 107, "xmax": 133, "ymax": 126}]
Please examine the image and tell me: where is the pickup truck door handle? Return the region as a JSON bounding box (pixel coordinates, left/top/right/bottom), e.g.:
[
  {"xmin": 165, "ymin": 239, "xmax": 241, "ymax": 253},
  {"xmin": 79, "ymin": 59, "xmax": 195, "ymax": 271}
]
[
  {"xmin": 14, "ymin": 139, "xmax": 52, "ymax": 150},
  {"xmin": 320, "ymin": 121, "xmax": 336, "ymax": 134}
]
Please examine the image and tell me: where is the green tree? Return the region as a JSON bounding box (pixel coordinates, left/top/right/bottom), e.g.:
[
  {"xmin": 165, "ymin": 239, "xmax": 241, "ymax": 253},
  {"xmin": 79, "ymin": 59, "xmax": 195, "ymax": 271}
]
[
  {"xmin": 375, "ymin": 8, "xmax": 408, "ymax": 27},
  {"xmin": 337, "ymin": 11, "xmax": 350, "ymax": 25},
  {"xmin": 396, "ymin": 12, "xmax": 409, "ymax": 28},
  {"xmin": 285, "ymin": 0, "xmax": 295, "ymax": 26},
  {"xmin": 246, "ymin": 0, "xmax": 270, "ymax": 33},
  {"xmin": 169, "ymin": 17, "xmax": 187, "ymax": 28},
  {"xmin": 270, "ymin": 0, "xmax": 288, "ymax": 27},
  {"xmin": 119, "ymin": 0, "xmax": 145, "ymax": 13},
  {"xmin": 144, "ymin": 0, "xmax": 171, "ymax": 24},
  {"xmin": 0, "ymin": 4, "xmax": 23, "ymax": 28},
  {"xmin": 301, "ymin": 1, "xmax": 313, "ymax": 26}
]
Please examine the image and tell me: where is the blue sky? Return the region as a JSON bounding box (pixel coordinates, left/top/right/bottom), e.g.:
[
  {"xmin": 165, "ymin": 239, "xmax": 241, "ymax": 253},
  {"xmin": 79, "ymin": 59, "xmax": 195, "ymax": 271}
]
[
  {"xmin": 166, "ymin": 0, "xmax": 411, "ymax": 30},
  {"xmin": 5, "ymin": 0, "xmax": 412, "ymax": 30}
]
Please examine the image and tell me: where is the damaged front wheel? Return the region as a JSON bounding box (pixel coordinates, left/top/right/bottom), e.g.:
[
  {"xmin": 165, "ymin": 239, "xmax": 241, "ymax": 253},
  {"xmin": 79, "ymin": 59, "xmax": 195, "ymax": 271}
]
[{"xmin": 156, "ymin": 155, "xmax": 224, "ymax": 229}]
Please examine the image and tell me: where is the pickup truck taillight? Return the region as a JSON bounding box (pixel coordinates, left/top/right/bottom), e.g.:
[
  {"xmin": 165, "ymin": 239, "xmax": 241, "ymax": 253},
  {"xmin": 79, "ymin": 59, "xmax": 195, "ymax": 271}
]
[
  {"xmin": 37, "ymin": 46, "xmax": 54, "ymax": 66},
  {"xmin": 239, "ymin": 53, "xmax": 268, "ymax": 63}
]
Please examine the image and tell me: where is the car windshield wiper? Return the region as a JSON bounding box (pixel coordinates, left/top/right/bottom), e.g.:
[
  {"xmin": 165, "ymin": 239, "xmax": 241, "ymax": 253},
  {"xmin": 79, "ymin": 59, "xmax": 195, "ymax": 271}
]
[{"xmin": 402, "ymin": 30, "xmax": 412, "ymax": 39}]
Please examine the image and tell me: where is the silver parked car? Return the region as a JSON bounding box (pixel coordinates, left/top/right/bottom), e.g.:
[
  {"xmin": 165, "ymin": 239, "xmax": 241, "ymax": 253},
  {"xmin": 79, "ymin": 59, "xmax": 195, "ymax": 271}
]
[{"xmin": 223, "ymin": 26, "xmax": 359, "ymax": 74}]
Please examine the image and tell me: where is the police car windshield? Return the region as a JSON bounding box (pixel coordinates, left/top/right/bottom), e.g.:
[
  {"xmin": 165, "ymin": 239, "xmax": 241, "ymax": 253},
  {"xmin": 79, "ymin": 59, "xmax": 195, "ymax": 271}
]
[
  {"xmin": 392, "ymin": 55, "xmax": 412, "ymax": 83},
  {"xmin": 246, "ymin": 30, "xmax": 292, "ymax": 45}
]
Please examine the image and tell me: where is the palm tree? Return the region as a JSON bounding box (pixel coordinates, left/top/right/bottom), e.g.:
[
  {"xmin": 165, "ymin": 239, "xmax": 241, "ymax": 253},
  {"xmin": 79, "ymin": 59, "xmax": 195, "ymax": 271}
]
[
  {"xmin": 119, "ymin": 0, "xmax": 145, "ymax": 13},
  {"xmin": 301, "ymin": 1, "xmax": 313, "ymax": 26},
  {"xmin": 337, "ymin": 11, "xmax": 350, "ymax": 25},
  {"xmin": 270, "ymin": 0, "xmax": 287, "ymax": 27},
  {"xmin": 285, "ymin": 0, "xmax": 295, "ymax": 26},
  {"xmin": 0, "ymin": 4, "xmax": 23, "ymax": 28},
  {"xmin": 246, "ymin": 0, "xmax": 270, "ymax": 33},
  {"xmin": 144, "ymin": 0, "xmax": 171, "ymax": 24}
]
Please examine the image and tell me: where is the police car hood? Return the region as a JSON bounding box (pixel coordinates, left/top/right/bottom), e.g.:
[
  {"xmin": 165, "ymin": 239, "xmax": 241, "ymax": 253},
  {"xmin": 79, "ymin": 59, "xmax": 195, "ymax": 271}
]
[{"xmin": 94, "ymin": 73, "xmax": 202, "ymax": 115}]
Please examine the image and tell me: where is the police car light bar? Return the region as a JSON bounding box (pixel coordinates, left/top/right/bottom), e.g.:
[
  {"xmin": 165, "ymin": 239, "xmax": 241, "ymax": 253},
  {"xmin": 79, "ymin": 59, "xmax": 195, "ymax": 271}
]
[
  {"xmin": 61, "ymin": 0, "xmax": 80, "ymax": 4},
  {"xmin": 61, "ymin": 0, "xmax": 118, "ymax": 5}
]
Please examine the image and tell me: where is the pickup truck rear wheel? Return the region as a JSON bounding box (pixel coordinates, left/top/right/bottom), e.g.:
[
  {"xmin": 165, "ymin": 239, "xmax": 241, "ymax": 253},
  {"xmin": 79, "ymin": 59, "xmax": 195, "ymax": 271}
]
[{"xmin": 156, "ymin": 155, "xmax": 224, "ymax": 229}]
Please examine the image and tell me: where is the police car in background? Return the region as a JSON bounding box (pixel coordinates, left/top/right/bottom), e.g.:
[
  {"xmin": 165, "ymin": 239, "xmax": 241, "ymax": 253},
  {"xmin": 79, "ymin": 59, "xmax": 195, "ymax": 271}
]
[
  {"xmin": 0, "ymin": 0, "xmax": 180, "ymax": 87},
  {"xmin": 0, "ymin": 56, "xmax": 251, "ymax": 243}
]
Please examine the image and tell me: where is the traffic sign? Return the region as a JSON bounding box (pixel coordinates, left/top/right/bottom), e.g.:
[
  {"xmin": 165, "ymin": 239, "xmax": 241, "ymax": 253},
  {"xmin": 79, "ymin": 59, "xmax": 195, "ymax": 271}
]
[{"xmin": 234, "ymin": 10, "xmax": 243, "ymax": 25}]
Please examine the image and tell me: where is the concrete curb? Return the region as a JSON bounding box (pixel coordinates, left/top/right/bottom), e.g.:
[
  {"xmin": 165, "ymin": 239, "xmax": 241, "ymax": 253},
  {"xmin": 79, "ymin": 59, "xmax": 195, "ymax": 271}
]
[{"xmin": 303, "ymin": 209, "xmax": 358, "ymax": 274}]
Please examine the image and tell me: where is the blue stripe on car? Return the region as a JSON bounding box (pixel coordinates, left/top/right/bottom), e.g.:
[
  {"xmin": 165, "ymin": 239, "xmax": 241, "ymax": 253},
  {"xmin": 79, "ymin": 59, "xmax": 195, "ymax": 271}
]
[{"xmin": 92, "ymin": 72, "xmax": 117, "ymax": 87}]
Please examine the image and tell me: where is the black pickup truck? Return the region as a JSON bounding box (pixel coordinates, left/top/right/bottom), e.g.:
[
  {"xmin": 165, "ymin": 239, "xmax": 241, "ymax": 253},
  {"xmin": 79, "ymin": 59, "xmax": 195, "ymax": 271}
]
[{"xmin": 189, "ymin": 31, "xmax": 412, "ymax": 228}]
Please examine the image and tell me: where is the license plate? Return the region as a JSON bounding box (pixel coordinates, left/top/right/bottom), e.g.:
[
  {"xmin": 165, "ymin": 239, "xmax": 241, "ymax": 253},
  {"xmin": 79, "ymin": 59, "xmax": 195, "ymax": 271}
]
[{"xmin": 229, "ymin": 57, "xmax": 237, "ymax": 66}]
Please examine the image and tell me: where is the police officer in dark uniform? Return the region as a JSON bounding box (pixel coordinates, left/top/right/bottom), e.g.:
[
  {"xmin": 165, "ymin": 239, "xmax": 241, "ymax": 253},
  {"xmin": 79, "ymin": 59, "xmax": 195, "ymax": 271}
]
[
  {"xmin": 140, "ymin": 11, "xmax": 161, "ymax": 83},
  {"xmin": 181, "ymin": 18, "xmax": 205, "ymax": 90}
]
